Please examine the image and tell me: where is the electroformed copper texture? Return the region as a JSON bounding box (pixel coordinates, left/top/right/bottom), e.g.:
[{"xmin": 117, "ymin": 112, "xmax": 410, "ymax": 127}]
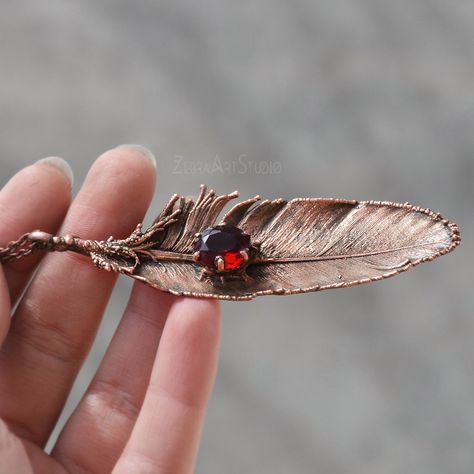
[{"xmin": 0, "ymin": 185, "xmax": 461, "ymax": 301}]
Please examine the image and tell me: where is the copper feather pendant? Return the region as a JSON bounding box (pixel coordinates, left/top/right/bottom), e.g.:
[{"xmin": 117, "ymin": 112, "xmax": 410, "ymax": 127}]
[{"xmin": 0, "ymin": 185, "xmax": 461, "ymax": 300}]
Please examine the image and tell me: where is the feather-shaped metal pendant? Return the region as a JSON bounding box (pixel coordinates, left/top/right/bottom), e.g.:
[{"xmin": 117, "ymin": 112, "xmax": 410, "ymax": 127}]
[{"xmin": 0, "ymin": 185, "xmax": 461, "ymax": 300}]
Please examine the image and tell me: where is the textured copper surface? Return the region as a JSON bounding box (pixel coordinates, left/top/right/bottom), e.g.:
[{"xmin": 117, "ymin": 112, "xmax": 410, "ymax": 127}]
[{"xmin": 0, "ymin": 184, "xmax": 461, "ymax": 300}]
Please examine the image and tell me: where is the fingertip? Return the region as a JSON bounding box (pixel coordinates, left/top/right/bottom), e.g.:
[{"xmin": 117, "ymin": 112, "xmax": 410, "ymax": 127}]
[
  {"xmin": 1, "ymin": 158, "xmax": 72, "ymax": 232},
  {"xmin": 36, "ymin": 157, "xmax": 74, "ymax": 190},
  {"xmin": 61, "ymin": 146, "xmax": 158, "ymax": 240},
  {"xmin": 92, "ymin": 145, "xmax": 157, "ymax": 197},
  {"xmin": 168, "ymin": 296, "xmax": 222, "ymax": 342},
  {"xmin": 173, "ymin": 295, "xmax": 222, "ymax": 315},
  {"xmin": 115, "ymin": 144, "xmax": 157, "ymax": 169},
  {"xmin": 98, "ymin": 144, "xmax": 157, "ymax": 177}
]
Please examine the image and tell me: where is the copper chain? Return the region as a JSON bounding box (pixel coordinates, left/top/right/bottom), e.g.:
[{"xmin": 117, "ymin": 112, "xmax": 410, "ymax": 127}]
[{"xmin": 0, "ymin": 234, "xmax": 45, "ymax": 264}]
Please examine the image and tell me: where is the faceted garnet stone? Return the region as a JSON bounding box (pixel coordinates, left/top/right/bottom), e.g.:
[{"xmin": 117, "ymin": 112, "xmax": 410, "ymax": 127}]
[{"xmin": 194, "ymin": 225, "xmax": 251, "ymax": 270}]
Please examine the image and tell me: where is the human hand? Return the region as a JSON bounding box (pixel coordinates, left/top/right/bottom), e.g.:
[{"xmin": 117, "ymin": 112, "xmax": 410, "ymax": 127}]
[{"xmin": 0, "ymin": 146, "xmax": 221, "ymax": 473}]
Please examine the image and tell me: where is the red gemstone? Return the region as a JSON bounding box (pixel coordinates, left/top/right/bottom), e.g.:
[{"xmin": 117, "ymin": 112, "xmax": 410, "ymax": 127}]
[{"xmin": 194, "ymin": 225, "xmax": 250, "ymax": 270}]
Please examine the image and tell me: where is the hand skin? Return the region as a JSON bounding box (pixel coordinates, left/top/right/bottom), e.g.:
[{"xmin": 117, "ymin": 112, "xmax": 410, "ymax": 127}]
[{"xmin": 0, "ymin": 147, "xmax": 221, "ymax": 474}]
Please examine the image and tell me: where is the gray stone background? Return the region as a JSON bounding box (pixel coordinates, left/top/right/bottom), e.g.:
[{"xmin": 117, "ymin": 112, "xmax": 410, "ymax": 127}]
[{"xmin": 0, "ymin": 1, "xmax": 473, "ymax": 473}]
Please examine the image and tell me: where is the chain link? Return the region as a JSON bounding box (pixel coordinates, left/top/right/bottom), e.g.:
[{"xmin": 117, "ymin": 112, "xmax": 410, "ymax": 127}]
[{"xmin": 0, "ymin": 234, "xmax": 44, "ymax": 264}]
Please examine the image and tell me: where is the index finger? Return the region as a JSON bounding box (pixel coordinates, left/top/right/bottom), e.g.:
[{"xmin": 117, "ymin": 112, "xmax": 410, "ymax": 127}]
[{"xmin": 0, "ymin": 158, "xmax": 72, "ymax": 304}]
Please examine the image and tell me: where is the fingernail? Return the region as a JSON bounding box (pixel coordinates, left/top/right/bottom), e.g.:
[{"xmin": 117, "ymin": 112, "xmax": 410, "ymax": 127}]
[
  {"xmin": 115, "ymin": 144, "xmax": 156, "ymax": 169},
  {"xmin": 36, "ymin": 157, "xmax": 74, "ymax": 189}
]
